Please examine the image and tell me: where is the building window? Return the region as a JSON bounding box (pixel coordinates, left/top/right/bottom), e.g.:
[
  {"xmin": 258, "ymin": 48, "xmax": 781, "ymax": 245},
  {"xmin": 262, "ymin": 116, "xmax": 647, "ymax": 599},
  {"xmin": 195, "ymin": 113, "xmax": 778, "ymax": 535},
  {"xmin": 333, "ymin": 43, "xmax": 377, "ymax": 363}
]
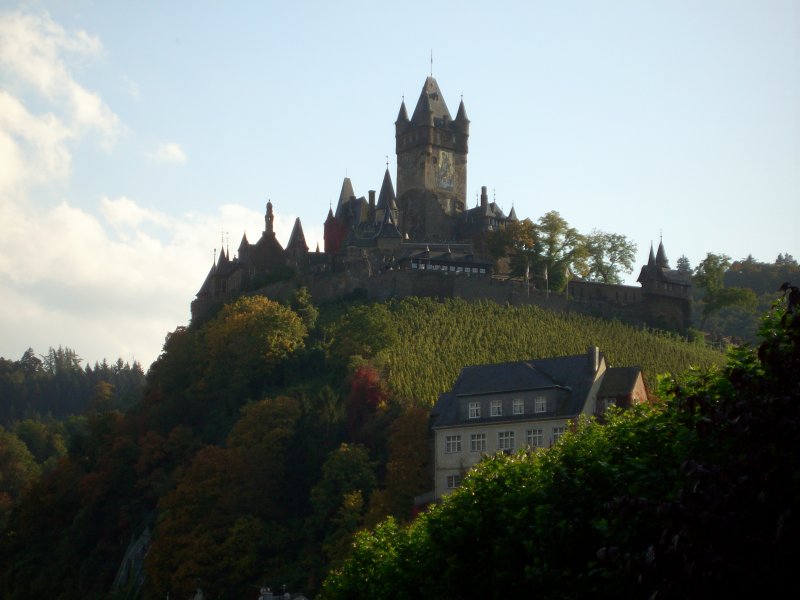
[
  {"xmin": 490, "ymin": 399, "xmax": 502, "ymax": 416},
  {"xmin": 446, "ymin": 474, "xmax": 462, "ymax": 489},
  {"xmin": 534, "ymin": 396, "xmax": 547, "ymax": 413},
  {"xmin": 497, "ymin": 431, "xmax": 515, "ymax": 451},
  {"xmin": 526, "ymin": 428, "xmax": 543, "ymax": 447},
  {"xmin": 470, "ymin": 433, "xmax": 486, "ymax": 452},
  {"xmin": 468, "ymin": 402, "xmax": 481, "ymax": 419},
  {"xmin": 512, "ymin": 398, "xmax": 524, "ymax": 415},
  {"xmin": 553, "ymin": 426, "xmax": 566, "ymax": 444},
  {"xmin": 445, "ymin": 435, "xmax": 462, "ymax": 453}
]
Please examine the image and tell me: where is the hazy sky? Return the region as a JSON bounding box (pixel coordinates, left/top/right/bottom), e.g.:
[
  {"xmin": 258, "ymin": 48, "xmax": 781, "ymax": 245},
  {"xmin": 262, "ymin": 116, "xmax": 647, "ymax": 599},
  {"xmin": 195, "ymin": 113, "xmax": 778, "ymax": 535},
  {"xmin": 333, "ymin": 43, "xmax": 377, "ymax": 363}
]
[{"xmin": 1, "ymin": 1, "xmax": 798, "ymax": 369}]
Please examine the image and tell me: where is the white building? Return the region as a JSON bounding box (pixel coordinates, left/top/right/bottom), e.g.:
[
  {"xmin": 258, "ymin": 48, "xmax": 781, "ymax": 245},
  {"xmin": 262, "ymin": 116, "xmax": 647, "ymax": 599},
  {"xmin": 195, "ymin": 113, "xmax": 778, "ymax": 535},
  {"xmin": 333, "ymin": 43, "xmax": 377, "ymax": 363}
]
[{"xmin": 429, "ymin": 347, "xmax": 646, "ymax": 500}]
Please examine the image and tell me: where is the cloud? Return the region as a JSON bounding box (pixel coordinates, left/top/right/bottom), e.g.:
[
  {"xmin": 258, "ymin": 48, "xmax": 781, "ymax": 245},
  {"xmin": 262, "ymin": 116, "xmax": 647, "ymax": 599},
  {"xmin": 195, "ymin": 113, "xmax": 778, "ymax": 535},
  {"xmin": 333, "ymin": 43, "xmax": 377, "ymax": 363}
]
[
  {"xmin": 0, "ymin": 191, "xmax": 312, "ymax": 368},
  {"xmin": 0, "ymin": 9, "xmax": 324, "ymax": 369},
  {"xmin": 149, "ymin": 142, "xmax": 187, "ymax": 164},
  {"xmin": 0, "ymin": 10, "xmax": 122, "ymax": 194}
]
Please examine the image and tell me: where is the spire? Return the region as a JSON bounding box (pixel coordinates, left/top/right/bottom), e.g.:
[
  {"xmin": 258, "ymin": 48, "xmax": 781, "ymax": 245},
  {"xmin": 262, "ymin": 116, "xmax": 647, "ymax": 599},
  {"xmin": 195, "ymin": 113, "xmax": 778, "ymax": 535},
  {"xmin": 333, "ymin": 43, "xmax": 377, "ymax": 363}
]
[
  {"xmin": 455, "ymin": 97, "xmax": 469, "ymax": 123},
  {"xmin": 647, "ymin": 242, "xmax": 656, "ymax": 268},
  {"xmin": 508, "ymin": 205, "xmax": 518, "ymax": 221},
  {"xmin": 410, "ymin": 76, "xmax": 452, "ymax": 124},
  {"xmin": 376, "ymin": 168, "xmax": 397, "ymax": 210},
  {"xmin": 287, "ymin": 218, "xmax": 308, "ymax": 252},
  {"xmin": 396, "ymin": 100, "xmax": 409, "ymax": 124},
  {"xmin": 335, "ymin": 177, "xmax": 356, "ymax": 220},
  {"xmin": 656, "ymin": 239, "xmax": 669, "ymax": 268},
  {"xmin": 265, "ymin": 200, "xmax": 275, "ymax": 237}
]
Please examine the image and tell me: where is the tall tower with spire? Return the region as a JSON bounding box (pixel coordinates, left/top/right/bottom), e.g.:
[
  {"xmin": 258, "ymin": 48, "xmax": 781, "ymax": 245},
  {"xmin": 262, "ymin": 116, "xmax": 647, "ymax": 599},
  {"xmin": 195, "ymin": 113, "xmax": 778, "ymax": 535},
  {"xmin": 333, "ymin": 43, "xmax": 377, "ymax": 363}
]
[{"xmin": 394, "ymin": 76, "xmax": 469, "ymax": 241}]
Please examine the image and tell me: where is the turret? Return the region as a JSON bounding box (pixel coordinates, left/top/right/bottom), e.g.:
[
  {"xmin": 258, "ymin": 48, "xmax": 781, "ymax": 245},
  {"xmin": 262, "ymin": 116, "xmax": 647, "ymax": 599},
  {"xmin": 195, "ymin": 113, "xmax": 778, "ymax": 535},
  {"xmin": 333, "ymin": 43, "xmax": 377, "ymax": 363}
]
[
  {"xmin": 454, "ymin": 98, "xmax": 470, "ymax": 134},
  {"xmin": 286, "ymin": 218, "xmax": 308, "ymax": 254},
  {"xmin": 647, "ymin": 243, "xmax": 656, "ymax": 268},
  {"xmin": 376, "ymin": 167, "xmax": 398, "ymax": 224},
  {"xmin": 264, "ymin": 201, "xmax": 275, "ymax": 237},
  {"xmin": 656, "ymin": 239, "xmax": 669, "ymax": 269},
  {"xmin": 395, "ymin": 100, "xmax": 409, "ymax": 135}
]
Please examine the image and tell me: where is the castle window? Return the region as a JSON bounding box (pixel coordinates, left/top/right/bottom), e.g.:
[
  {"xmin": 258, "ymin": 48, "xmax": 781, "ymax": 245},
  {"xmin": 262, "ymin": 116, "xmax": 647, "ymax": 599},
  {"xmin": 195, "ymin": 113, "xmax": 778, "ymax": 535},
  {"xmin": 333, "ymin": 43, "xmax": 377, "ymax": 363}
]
[
  {"xmin": 468, "ymin": 402, "xmax": 481, "ymax": 419},
  {"xmin": 490, "ymin": 400, "xmax": 502, "ymax": 416},
  {"xmin": 470, "ymin": 433, "xmax": 486, "ymax": 452},
  {"xmin": 497, "ymin": 431, "xmax": 515, "ymax": 452},
  {"xmin": 526, "ymin": 428, "xmax": 543, "ymax": 447},
  {"xmin": 553, "ymin": 426, "xmax": 566, "ymax": 444},
  {"xmin": 445, "ymin": 435, "xmax": 462, "ymax": 454}
]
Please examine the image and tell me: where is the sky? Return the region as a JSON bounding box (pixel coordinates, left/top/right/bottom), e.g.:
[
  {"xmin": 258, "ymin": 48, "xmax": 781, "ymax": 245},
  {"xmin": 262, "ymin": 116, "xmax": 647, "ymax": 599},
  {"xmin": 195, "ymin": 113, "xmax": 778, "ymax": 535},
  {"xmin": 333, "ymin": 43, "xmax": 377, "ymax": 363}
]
[{"xmin": 1, "ymin": 0, "xmax": 798, "ymax": 369}]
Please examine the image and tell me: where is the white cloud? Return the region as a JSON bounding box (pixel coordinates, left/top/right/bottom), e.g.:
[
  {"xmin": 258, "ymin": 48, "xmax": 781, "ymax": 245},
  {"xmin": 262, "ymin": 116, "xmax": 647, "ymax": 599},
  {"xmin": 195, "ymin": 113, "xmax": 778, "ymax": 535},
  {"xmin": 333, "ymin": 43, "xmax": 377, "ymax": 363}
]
[
  {"xmin": 149, "ymin": 142, "xmax": 187, "ymax": 164},
  {"xmin": 0, "ymin": 10, "xmax": 323, "ymax": 369},
  {"xmin": 0, "ymin": 191, "xmax": 312, "ymax": 368},
  {"xmin": 0, "ymin": 10, "xmax": 122, "ymax": 194}
]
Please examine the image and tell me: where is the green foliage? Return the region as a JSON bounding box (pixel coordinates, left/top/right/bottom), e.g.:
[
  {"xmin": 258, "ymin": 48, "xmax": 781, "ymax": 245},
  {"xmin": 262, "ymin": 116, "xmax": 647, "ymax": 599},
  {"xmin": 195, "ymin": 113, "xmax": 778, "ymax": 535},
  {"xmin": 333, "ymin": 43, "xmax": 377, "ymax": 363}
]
[
  {"xmin": 362, "ymin": 297, "xmax": 722, "ymax": 406},
  {"xmin": 0, "ymin": 347, "xmax": 146, "ymax": 427},
  {"xmin": 322, "ymin": 290, "xmax": 800, "ymax": 599},
  {"xmin": 584, "ymin": 229, "xmax": 637, "ymax": 284},
  {"xmin": 693, "ymin": 252, "xmax": 762, "ymax": 332}
]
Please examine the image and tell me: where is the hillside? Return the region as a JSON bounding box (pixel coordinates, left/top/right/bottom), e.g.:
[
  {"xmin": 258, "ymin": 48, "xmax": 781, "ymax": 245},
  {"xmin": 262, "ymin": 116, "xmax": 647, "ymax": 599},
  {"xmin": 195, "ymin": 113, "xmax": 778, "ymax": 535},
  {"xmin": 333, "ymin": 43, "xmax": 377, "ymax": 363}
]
[
  {"xmin": 322, "ymin": 291, "xmax": 800, "ymax": 599},
  {"xmin": 0, "ymin": 293, "xmax": 725, "ymax": 599},
  {"xmin": 326, "ymin": 297, "xmax": 724, "ymax": 405}
]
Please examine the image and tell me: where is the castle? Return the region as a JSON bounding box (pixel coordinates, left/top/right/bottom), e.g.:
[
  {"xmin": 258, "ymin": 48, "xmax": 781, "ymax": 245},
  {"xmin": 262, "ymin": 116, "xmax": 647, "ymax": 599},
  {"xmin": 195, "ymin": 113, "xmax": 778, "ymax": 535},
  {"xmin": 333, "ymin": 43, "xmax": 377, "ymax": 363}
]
[{"xmin": 192, "ymin": 76, "xmax": 691, "ymax": 332}]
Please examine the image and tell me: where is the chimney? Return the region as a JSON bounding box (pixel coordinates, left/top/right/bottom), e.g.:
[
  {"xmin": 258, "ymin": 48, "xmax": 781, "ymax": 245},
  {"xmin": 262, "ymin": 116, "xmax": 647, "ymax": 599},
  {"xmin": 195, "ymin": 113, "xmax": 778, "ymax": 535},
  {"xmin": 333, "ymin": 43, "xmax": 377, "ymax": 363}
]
[
  {"xmin": 368, "ymin": 190, "xmax": 376, "ymax": 222},
  {"xmin": 480, "ymin": 186, "xmax": 488, "ymax": 209},
  {"xmin": 588, "ymin": 346, "xmax": 599, "ymax": 374}
]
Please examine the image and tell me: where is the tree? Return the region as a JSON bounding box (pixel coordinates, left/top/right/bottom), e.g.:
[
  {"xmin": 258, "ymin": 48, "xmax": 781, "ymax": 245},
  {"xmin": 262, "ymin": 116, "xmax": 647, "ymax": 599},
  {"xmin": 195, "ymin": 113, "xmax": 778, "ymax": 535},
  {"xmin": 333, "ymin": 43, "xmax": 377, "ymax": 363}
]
[
  {"xmin": 676, "ymin": 255, "xmax": 691, "ymax": 276},
  {"xmin": 694, "ymin": 253, "xmax": 757, "ymax": 329},
  {"xmin": 202, "ymin": 295, "xmax": 307, "ymax": 397},
  {"xmin": 322, "ymin": 291, "xmax": 800, "ymax": 599},
  {"xmin": 537, "ymin": 211, "xmax": 587, "ymax": 290},
  {"xmin": 584, "ymin": 230, "xmax": 637, "ymax": 284}
]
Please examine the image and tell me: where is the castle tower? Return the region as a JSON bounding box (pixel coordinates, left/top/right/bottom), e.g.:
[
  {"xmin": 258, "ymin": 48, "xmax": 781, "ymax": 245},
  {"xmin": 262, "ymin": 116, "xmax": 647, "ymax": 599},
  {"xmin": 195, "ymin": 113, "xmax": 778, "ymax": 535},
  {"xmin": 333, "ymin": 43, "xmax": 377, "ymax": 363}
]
[{"xmin": 395, "ymin": 77, "xmax": 469, "ymax": 241}]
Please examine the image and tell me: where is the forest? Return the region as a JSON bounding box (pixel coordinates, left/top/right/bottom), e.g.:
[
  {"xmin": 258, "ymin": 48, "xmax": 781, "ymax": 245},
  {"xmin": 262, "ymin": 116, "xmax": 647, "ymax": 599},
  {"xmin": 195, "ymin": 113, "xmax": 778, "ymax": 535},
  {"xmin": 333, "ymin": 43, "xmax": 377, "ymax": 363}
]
[{"xmin": 0, "ymin": 291, "xmax": 728, "ymax": 598}]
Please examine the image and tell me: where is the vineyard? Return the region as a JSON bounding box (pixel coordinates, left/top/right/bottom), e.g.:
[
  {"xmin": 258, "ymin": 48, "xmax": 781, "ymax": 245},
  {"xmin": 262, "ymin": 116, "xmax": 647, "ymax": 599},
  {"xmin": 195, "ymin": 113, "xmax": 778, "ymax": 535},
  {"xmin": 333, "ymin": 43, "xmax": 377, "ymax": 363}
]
[{"xmin": 325, "ymin": 297, "xmax": 725, "ymax": 407}]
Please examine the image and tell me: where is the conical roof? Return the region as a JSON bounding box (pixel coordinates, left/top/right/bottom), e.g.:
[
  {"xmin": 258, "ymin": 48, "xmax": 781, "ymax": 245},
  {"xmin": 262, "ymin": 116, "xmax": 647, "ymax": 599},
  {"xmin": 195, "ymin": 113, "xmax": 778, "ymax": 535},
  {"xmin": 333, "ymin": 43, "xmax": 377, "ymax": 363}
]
[
  {"xmin": 647, "ymin": 243, "xmax": 656, "ymax": 268},
  {"xmin": 335, "ymin": 177, "xmax": 356, "ymax": 220},
  {"xmin": 455, "ymin": 98, "xmax": 469, "ymax": 122},
  {"xmin": 410, "ymin": 76, "xmax": 452, "ymax": 124},
  {"xmin": 508, "ymin": 206, "xmax": 518, "ymax": 221},
  {"xmin": 376, "ymin": 205, "xmax": 402, "ymax": 238},
  {"xmin": 238, "ymin": 232, "xmax": 249, "ymax": 252},
  {"xmin": 396, "ymin": 100, "xmax": 409, "ymax": 123},
  {"xmin": 376, "ymin": 168, "xmax": 397, "ymax": 210},
  {"xmin": 287, "ymin": 218, "xmax": 308, "ymax": 252},
  {"xmin": 656, "ymin": 240, "xmax": 669, "ymax": 268}
]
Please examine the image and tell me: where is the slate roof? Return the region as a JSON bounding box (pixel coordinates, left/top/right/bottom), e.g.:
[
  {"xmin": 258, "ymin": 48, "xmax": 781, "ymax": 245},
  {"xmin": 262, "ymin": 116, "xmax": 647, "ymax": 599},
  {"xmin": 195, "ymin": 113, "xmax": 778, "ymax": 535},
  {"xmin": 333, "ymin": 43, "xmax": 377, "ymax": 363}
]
[
  {"xmin": 410, "ymin": 77, "xmax": 453, "ymax": 125},
  {"xmin": 376, "ymin": 168, "xmax": 397, "ymax": 211},
  {"xmin": 432, "ymin": 352, "xmax": 604, "ymax": 429},
  {"xmin": 334, "ymin": 178, "xmax": 356, "ymax": 220},
  {"xmin": 597, "ymin": 367, "xmax": 642, "ymax": 398},
  {"xmin": 286, "ymin": 218, "xmax": 308, "ymax": 252}
]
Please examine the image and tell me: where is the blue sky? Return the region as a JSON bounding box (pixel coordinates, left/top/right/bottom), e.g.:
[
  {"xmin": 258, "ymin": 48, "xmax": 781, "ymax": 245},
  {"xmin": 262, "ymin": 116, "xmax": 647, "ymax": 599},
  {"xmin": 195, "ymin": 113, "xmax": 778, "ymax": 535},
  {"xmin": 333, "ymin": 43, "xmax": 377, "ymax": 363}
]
[{"xmin": 1, "ymin": 1, "xmax": 798, "ymax": 368}]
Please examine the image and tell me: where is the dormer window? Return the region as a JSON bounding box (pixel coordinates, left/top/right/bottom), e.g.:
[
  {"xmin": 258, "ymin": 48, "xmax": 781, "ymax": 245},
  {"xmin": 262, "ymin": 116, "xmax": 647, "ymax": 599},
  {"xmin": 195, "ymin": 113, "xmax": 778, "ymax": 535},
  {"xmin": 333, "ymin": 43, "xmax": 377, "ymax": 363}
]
[
  {"xmin": 490, "ymin": 400, "xmax": 502, "ymax": 417},
  {"xmin": 468, "ymin": 401, "xmax": 481, "ymax": 419},
  {"xmin": 534, "ymin": 396, "xmax": 547, "ymax": 413}
]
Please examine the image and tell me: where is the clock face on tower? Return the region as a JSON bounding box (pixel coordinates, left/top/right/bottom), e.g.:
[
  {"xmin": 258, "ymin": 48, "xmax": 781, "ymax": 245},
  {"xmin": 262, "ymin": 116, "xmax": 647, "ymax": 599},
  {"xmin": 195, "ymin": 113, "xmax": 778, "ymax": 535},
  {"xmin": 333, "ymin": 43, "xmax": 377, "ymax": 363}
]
[{"xmin": 436, "ymin": 150, "xmax": 454, "ymax": 191}]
